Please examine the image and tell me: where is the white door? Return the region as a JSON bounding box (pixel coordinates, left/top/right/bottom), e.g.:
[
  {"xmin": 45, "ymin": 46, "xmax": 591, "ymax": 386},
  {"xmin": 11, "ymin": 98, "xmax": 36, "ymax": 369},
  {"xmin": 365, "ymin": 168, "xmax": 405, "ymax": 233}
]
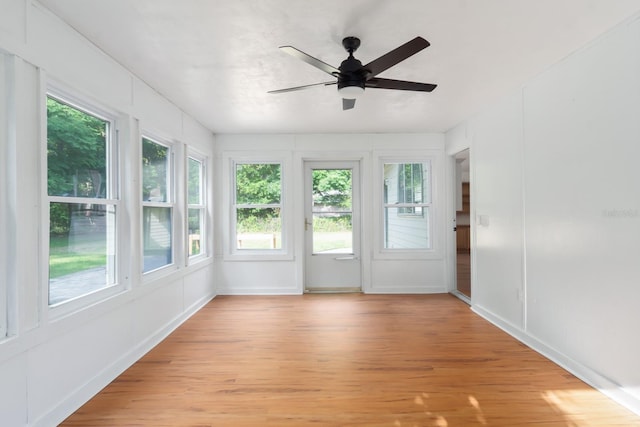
[{"xmin": 304, "ymin": 161, "xmax": 361, "ymax": 292}]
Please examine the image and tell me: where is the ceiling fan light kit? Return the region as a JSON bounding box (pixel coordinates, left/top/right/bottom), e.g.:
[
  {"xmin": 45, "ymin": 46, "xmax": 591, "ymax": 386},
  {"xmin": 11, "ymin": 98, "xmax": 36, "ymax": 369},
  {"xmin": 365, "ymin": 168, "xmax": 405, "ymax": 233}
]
[
  {"xmin": 338, "ymin": 85, "xmax": 365, "ymax": 99},
  {"xmin": 269, "ymin": 36, "xmax": 437, "ymax": 110}
]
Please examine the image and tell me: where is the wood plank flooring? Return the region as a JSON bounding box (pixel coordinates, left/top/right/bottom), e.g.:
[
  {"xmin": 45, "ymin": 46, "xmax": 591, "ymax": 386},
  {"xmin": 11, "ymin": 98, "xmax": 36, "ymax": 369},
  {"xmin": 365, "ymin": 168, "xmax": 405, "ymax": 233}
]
[
  {"xmin": 61, "ymin": 294, "xmax": 640, "ymax": 426},
  {"xmin": 456, "ymin": 252, "xmax": 471, "ymax": 298}
]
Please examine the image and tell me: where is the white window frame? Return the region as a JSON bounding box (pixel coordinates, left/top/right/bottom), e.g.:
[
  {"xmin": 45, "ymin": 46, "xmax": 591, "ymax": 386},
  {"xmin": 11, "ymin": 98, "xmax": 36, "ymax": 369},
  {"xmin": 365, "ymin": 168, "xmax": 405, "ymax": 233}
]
[
  {"xmin": 186, "ymin": 149, "xmax": 207, "ymax": 264},
  {"xmin": 45, "ymin": 84, "xmax": 124, "ymax": 316},
  {"xmin": 0, "ymin": 52, "xmax": 9, "ymax": 337},
  {"xmin": 141, "ymin": 133, "xmax": 176, "ymax": 276},
  {"xmin": 374, "ymin": 153, "xmax": 438, "ymax": 259},
  {"xmin": 223, "ymin": 152, "xmax": 292, "ymax": 261}
]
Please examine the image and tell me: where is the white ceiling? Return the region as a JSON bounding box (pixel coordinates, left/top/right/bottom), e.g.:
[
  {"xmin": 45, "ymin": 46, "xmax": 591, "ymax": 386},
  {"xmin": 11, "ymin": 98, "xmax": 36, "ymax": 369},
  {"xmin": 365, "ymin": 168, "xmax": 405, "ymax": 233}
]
[{"xmin": 38, "ymin": 0, "xmax": 640, "ymax": 134}]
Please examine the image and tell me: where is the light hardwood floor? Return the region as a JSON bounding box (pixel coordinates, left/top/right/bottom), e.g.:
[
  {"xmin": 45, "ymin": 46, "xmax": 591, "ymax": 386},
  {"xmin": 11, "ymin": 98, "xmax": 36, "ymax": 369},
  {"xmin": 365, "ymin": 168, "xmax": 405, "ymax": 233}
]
[
  {"xmin": 62, "ymin": 294, "xmax": 640, "ymax": 426},
  {"xmin": 456, "ymin": 252, "xmax": 471, "ymax": 298}
]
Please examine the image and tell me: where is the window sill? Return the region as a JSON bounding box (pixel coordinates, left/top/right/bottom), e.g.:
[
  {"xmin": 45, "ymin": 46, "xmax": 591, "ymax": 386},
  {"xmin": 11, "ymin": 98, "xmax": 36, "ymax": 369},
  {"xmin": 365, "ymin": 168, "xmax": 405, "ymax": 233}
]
[
  {"xmin": 223, "ymin": 251, "xmax": 294, "ymax": 262},
  {"xmin": 373, "ymin": 249, "xmax": 442, "ymax": 261},
  {"xmin": 186, "ymin": 255, "xmax": 213, "ymax": 269}
]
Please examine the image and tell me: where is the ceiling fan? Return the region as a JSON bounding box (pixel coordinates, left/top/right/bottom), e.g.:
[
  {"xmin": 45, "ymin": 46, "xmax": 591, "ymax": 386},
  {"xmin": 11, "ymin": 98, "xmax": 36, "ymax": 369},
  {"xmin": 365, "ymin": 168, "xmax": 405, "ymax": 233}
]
[{"xmin": 269, "ymin": 36, "xmax": 437, "ymax": 110}]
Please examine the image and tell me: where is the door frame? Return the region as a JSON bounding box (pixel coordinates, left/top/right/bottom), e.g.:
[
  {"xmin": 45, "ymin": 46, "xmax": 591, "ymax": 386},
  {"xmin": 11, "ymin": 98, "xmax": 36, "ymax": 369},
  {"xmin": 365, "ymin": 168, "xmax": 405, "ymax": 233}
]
[
  {"xmin": 302, "ymin": 159, "xmax": 363, "ymax": 293},
  {"xmin": 449, "ymin": 148, "xmax": 472, "ymax": 304}
]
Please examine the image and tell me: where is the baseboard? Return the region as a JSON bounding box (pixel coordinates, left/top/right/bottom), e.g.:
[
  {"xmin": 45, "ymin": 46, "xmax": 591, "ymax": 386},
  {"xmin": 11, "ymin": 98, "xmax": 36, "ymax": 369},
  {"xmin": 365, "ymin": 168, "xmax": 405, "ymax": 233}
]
[
  {"xmin": 35, "ymin": 293, "xmax": 216, "ymax": 427},
  {"xmin": 305, "ymin": 287, "xmax": 362, "ymax": 293},
  {"xmin": 217, "ymin": 287, "xmax": 302, "ymax": 295},
  {"xmin": 366, "ymin": 285, "xmax": 447, "ymax": 294},
  {"xmin": 449, "ymin": 290, "xmax": 471, "ymax": 305},
  {"xmin": 472, "ymin": 304, "xmax": 640, "ymax": 417}
]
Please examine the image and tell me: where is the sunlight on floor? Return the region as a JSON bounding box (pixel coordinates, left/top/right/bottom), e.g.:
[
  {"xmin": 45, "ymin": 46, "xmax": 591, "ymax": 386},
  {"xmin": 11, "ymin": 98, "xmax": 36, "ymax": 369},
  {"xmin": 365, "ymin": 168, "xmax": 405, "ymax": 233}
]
[
  {"xmin": 394, "ymin": 392, "xmax": 488, "ymax": 427},
  {"xmin": 542, "ymin": 388, "xmax": 634, "ymax": 425},
  {"xmin": 467, "ymin": 395, "xmax": 487, "ymax": 424}
]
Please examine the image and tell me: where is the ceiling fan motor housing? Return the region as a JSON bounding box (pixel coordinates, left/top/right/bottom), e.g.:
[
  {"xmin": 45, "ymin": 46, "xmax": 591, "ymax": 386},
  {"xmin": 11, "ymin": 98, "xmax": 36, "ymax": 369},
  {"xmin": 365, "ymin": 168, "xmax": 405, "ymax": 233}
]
[
  {"xmin": 338, "ymin": 37, "xmax": 368, "ymax": 90},
  {"xmin": 338, "ymin": 55, "xmax": 368, "ymax": 90}
]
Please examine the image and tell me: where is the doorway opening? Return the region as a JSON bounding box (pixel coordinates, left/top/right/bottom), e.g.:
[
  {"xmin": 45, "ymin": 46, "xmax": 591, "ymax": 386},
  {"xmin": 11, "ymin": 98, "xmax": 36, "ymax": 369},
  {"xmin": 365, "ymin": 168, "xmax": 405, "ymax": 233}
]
[{"xmin": 453, "ymin": 149, "xmax": 471, "ymax": 302}]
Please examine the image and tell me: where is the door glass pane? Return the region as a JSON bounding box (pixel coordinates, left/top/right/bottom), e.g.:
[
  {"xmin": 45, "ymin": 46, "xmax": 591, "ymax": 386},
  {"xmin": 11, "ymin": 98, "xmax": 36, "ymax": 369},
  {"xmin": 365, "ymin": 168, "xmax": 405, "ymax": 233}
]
[
  {"xmin": 49, "ymin": 202, "xmax": 116, "ymax": 305},
  {"xmin": 312, "ymin": 169, "xmax": 353, "ymax": 254},
  {"xmin": 313, "ymin": 213, "xmax": 352, "ymax": 253}
]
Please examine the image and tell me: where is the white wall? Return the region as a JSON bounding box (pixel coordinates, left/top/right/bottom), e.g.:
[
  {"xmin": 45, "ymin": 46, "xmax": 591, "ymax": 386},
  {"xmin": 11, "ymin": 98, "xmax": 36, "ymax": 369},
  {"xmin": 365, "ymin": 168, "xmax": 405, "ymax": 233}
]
[
  {"xmin": 446, "ymin": 13, "xmax": 640, "ymax": 414},
  {"xmin": 215, "ymin": 133, "xmax": 447, "ymax": 294},
  {"xmin": 0, "ymin": 1, "xmax": 216, "ymax": 425}
]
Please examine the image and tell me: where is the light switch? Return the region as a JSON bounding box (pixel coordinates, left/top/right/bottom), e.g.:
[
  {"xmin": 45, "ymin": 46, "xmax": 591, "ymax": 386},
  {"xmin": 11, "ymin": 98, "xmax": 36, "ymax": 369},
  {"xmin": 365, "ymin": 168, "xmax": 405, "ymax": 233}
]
[{"xmin": 477, "ymin": 214, "xmax": 490, "ymax": 227}]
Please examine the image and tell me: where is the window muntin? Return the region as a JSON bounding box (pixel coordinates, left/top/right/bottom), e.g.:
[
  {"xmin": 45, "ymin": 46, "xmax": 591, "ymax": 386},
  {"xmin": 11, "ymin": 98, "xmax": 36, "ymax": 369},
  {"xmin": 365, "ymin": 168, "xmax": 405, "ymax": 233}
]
[
  {"xmin": 383, "ymin": 161, "xmax": 431, "ymax": 249},
  {"xmin": 187, "ymin": 156, "xmax": 205, "ymax": 258},
  {"xmin": 46, "ymin": 95, "xmax": 118, "ymax": 306},
  {"xmin": 142, "ymin": 136, "xmax": 173, "ymax": 273},
  {"xmin": 233, "ymin": 162, "xmax": 282, "ymax": 251}
]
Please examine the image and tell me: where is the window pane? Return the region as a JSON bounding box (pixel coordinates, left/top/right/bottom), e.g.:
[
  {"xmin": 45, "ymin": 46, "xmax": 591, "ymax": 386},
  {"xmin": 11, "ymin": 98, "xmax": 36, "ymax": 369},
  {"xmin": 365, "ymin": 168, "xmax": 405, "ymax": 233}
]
[
  {"xmin": 236, "ymin": 163, "xmax": 281, "ymax": 204},
  {"xmin": 188, "ymin": 157, "xmax": 202, "ymax": 205},
  {"xmin": 49, "ymin": 202, "xmax": 116, "ymax": 305},
  {"xmin": 236, "ymin": 207, "xmax": 281, "ymax": 249},
  {"xmin": 143, "ymin": 206, "xmax": 172, "ymax": 272},
  {"xmin": 384, "ymin": 207, "xmax": 430, "ymax": 249},
  {"xmin": 47, "ymin": 96, "xmax": 108, "ymax": 198},
  {"xmin": 188, "ymin": 208, "xmax": 202, "ymax": 256},
  {"xmin": 313, "ymin": 213, "xmax": 352, "ymax": 254},
  {"xmin": 312, "ymin": 169, "xmax": 352, "ymax": 211},
  {"xmin": 142, "ymin": 138, "xmax": 169, "ymax": 202},
  {"xmin": 383, "ymin": 162, "xmax": 429, "ymax": 205}
]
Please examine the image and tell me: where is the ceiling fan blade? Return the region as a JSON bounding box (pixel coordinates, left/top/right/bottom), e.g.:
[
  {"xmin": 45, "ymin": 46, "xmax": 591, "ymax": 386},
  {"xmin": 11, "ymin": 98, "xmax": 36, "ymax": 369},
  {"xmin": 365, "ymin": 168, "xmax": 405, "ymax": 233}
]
[
  {"xmin": 365, "ymin": 78, "xmax": 437, "ymax": 92},
  {"xmin": 342, "ymin": 98, "xmax": 356, "ymax": 110},
  {"xmin": 268, "ymin": 81, "xmax": 336, "ymax": 94},
  {"xmin": 279, "ymin": 46, "xmax": 341, "ymax": 76},
  {"xmin": 363, "ymin": 37, "xmax": 430, "ymax": 78}
]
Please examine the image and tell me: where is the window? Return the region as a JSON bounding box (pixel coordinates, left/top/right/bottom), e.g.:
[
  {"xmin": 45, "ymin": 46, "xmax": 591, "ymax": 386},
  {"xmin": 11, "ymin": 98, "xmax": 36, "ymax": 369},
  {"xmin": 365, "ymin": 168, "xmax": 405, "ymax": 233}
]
[
  {"xmin": 233, "ymin": 162, "xmax": 282, "ymax": 251},
  {"xmin": 142, "ymin": 136, "xmax": 174, "ymax": 273},
  {"xmin": 46, "ymin": 94, "xmax": 118, "ymax": 306},
  {"xmin": 383, "ymin": 161, "xmax": 431, "ymax": 249},
  {"xmin": 187, "ymin": 155, "xmax": 205, "ymax": 259}
]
